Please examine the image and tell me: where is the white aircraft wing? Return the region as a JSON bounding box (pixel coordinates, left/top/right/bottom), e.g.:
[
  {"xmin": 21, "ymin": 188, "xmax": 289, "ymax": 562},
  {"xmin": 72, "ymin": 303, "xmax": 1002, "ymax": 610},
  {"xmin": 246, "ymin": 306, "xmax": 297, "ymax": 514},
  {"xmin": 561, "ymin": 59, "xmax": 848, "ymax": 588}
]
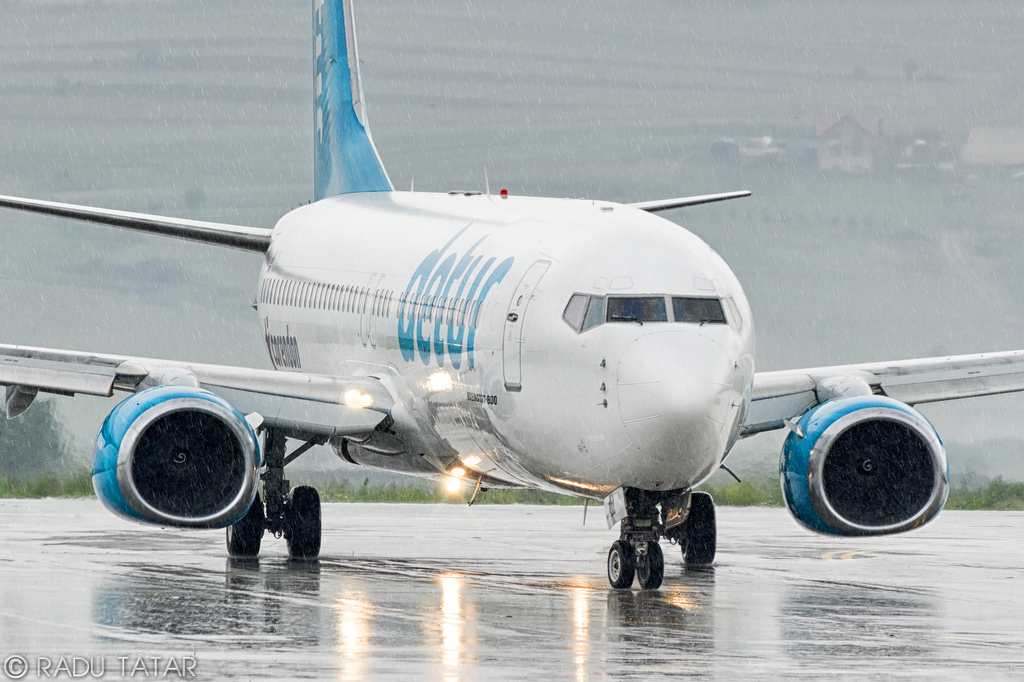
[
  {"xmin": 0, "ymin": 343, "xmax": 392, "ymax": 438},
  {"xmin": 743, "ymin": 349, "xmax": 1024, "ymax": 436},
  {"xmin": 0, "ymin": 194, "xmax": 272, "ymax": 253},
  {"xmin": 628, "ymin": 190, "xmax": 751, "ymax": 213}
]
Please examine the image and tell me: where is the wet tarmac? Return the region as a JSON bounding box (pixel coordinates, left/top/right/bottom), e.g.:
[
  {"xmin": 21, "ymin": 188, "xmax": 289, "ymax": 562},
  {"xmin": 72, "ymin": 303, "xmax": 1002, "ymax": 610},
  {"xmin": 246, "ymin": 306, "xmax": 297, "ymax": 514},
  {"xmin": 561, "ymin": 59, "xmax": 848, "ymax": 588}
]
[{"xmin": 1, "ymin": 500, "xmax": 1022, "ymax": 680}]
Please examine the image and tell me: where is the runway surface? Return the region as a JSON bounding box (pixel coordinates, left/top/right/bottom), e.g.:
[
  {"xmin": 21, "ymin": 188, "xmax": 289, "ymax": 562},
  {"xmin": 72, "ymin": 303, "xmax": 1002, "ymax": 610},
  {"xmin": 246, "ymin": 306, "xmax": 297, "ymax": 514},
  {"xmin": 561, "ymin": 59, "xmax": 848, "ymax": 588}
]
[{"xmin": 1, "ymin": 500, "xmax": 1022, "ymax": 680}]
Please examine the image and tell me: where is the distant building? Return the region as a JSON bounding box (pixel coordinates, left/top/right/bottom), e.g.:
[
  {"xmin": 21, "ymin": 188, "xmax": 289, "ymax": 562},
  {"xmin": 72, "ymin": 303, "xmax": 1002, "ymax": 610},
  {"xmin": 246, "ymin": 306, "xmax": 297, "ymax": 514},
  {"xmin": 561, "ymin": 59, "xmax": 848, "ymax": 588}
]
[
  {"xmin": 710, "ymin": 137, "xmax": 785, "ymax": 166},
  {"xmin": 815, "ymin": 114, "xmax": 882, "ymax": 172},
  {"xmin": 961, "ymin": 129, "xmax": 1024, "ymax": 166},
  {"xmin": 887, "ymin": 127, "xmax": 953, "ymax": 172}
]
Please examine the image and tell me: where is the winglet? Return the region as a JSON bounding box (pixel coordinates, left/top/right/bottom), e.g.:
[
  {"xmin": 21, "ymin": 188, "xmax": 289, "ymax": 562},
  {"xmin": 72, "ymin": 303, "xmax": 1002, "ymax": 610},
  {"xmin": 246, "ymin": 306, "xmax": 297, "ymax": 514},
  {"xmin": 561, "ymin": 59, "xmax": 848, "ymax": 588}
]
[
  {"xmin": 314, "ymin": 0, "xmax": 393, "ymax": 200},
  {"xmin": 629, "ymin": 190, "xmax": 751, "ymax": 213}
]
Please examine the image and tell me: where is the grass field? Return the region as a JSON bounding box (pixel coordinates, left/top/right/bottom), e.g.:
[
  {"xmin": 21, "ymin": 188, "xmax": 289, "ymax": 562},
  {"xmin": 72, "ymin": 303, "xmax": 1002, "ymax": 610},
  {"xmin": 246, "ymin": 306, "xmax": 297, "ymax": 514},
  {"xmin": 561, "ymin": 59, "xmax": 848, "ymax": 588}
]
[
  {"xmin": 0, "ymin": 471, "xmax": 94, "ymax": 499},
  {"xmin": 4, "ymin": 470, "xmax": 1023, "ymax": 512}
]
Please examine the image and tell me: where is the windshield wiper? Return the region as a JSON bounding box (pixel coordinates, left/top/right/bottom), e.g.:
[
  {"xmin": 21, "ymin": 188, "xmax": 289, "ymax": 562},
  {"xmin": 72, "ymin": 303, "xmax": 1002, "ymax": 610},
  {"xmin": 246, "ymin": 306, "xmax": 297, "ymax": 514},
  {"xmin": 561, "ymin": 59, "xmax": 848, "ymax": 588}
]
[{"xmin": 609, "ymin": 315, "xmax": 643, "ymax": 325}]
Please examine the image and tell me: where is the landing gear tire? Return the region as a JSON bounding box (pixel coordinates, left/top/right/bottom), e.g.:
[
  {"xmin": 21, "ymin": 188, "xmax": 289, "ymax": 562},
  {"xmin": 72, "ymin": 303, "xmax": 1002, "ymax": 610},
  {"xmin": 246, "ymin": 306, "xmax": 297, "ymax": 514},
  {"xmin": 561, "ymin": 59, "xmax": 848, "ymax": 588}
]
[
  {"xmin": 285, "ymin": 486, "xmax": 322, "ymax": 559},
  {"xmin": 607, "ymin": 540, "xmax": 636, "ymax": 589},
  {"xmin": 636, "ymin": 541, "xmax": 664, "ymax": 590},
  {"xmin": 684, "ymin": 491, "xmax": 716, "ymax": 566},
  {"xmin": 226, "ymin": 493, "xmax": 265, "ymax": 558}
]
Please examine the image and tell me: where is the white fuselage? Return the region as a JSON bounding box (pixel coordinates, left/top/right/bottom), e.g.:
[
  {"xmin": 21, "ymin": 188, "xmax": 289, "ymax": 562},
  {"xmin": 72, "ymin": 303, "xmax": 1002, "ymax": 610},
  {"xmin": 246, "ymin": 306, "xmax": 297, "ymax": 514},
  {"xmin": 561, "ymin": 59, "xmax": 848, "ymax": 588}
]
[{"xmin": 256, "ymin": 191, "xmax": 755, "ymax": 498}]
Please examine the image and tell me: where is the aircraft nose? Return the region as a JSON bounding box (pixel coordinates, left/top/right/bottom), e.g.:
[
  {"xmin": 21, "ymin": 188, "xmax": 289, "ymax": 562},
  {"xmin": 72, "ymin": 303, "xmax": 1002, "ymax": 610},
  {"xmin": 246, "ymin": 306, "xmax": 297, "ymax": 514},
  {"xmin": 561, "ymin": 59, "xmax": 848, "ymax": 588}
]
[{"xmin": 616, "ymin": 331, "xmax": 736, "ymax": 465}]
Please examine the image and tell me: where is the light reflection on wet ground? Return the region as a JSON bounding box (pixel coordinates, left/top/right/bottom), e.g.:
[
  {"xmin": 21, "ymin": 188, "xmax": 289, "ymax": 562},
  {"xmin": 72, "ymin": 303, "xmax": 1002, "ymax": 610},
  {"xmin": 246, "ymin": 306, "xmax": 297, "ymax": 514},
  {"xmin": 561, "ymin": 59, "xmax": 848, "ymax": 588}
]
[{"xmin": 1, "ymin": 500, "xmax": 1023, "ymax": 679}]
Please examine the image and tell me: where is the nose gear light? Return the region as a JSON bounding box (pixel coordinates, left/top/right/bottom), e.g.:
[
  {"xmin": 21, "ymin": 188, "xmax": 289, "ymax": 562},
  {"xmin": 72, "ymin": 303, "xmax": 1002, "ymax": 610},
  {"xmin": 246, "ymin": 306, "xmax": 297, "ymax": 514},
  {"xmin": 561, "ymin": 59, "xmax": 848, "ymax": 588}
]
[{"xmin": 343, "ymin": 389, "xmax": 373, "ymax": 409}]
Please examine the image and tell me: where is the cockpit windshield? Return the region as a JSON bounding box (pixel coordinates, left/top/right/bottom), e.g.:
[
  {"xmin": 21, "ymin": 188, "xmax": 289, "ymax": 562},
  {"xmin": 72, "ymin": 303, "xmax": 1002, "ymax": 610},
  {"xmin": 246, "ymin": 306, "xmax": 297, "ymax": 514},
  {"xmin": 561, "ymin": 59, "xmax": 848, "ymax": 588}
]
[
  {"xmin": 672, "ymin": 297, "xmax": 727, "ymax": 325},
  {"xmin": 607, "ymin": 297, "xmax": 668, "ymax": 323},
  {"xmin": 563, "ymin": 293, "xmax": 735, "ymax": 333}
]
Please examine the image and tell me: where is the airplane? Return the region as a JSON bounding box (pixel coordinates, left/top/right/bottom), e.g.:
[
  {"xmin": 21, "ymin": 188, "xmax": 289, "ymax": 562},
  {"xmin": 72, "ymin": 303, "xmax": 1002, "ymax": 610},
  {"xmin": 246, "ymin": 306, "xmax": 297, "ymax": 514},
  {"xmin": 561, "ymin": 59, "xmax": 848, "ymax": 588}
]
[{"xmin": 3, "ymin": 0, "xmax": 1024, "ymax": 591}]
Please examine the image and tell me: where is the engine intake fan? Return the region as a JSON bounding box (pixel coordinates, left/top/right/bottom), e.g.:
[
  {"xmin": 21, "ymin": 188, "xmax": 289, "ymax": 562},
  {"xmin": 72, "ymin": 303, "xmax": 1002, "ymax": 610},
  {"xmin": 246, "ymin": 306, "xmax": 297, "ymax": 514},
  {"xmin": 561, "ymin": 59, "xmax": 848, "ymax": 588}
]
[
  {"xmin": 780, "ymin": 395, "xmax": 947, "ymax": 536},
  {"xmin": 93, "ymin": 386, "xmax": 260, "ymax": 528}
]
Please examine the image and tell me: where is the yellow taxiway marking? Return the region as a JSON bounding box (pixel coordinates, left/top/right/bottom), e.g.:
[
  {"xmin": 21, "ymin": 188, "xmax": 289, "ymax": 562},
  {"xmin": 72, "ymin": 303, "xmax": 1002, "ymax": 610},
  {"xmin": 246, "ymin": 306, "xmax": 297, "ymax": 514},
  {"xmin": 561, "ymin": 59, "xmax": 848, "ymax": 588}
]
[{"xmin": 821, "ymin": 549, "xmax": 879, "ymax": 561}]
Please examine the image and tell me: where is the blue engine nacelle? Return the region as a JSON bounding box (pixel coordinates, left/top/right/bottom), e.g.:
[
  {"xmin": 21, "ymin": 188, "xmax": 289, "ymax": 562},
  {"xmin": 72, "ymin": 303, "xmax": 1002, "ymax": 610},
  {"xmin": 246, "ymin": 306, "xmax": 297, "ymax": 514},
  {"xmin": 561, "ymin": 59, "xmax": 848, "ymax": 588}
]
[
  {"xmin": 92, "ymin": 386, "xmax": 261, "ymax": 528},
  {"xmin": 780, "ymin": 395, "xmax": 948, "ymax": 536}
]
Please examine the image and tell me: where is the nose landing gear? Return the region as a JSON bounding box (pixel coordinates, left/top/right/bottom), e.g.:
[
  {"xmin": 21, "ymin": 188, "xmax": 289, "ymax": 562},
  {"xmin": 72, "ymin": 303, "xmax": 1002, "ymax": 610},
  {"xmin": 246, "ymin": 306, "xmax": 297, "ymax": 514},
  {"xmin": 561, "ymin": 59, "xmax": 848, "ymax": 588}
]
[{"xmin": 606, "ymin": 488, "xmax": 716, "ymax": 590}]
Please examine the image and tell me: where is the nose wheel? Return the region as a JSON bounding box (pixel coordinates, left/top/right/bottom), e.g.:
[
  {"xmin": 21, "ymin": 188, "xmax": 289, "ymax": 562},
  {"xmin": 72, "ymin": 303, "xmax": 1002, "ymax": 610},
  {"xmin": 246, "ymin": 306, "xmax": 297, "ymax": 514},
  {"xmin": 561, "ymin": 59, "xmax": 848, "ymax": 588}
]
[
  {"xmin": 635, "ymin": 541, "xmax": 665, "ymax": 589},
  {"xmin": 608, "ymin": 539, "xmax": 666, "ymax": 590},
  {"xmin": 607, "ymin": 540, "xmax": 636, "ymax": 589}
]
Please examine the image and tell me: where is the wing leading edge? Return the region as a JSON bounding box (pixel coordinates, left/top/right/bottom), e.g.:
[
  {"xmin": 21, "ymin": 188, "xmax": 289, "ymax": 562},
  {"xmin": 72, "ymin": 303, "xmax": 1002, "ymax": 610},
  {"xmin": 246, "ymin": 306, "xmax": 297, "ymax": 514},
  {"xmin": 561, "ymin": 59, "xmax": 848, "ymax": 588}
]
[
  {"xmin": 743, "ymin": 349, "xmax": 1024, "ymax": 436},
  {"xmin": 0, "ymin": 343, "xmax": 392, "ymax": 439},
  {"xmin": 0, "ymin": 194, "xmax": 272, "ymax": 253}
]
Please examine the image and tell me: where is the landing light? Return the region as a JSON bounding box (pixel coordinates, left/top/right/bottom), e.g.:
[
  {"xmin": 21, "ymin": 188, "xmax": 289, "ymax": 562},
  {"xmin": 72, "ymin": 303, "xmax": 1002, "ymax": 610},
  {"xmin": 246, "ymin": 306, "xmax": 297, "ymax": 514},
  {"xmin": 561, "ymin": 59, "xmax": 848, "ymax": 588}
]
[
  {"xmin": 451, "ymin": 467, "xmax": 466, "ymax": 478},
  {"xmin": 445, "ymin": 477, "xmax": 462, "ymax": 493},
  {"xmin": 343, "ymin": 389, "xmax": 374, "ymax": 409},
  {"xmin": 462, "ymin": 455, "xmax": 482, "ymax": 468},
  {"xmin": 427, "ymin": 371, "xmax": 454, "ymax": 392}
]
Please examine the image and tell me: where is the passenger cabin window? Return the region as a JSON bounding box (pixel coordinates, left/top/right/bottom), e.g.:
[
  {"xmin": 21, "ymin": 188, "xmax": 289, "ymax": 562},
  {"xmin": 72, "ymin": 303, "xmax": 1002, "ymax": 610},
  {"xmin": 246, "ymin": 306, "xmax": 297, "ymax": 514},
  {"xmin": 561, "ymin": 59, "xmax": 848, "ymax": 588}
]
[
  {"xmin": 607, "ymin": 297, "xmax": 667, "ymax": 323},
  {"xmin": 672, "ymin": 297, "xmax": 727, "ymax": 325}
]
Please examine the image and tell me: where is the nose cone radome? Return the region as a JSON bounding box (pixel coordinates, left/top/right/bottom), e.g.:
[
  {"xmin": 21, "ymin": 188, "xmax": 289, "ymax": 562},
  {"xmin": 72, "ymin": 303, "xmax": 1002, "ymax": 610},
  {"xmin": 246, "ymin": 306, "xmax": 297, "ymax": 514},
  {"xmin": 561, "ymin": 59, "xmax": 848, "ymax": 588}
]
[{"xmin": 617, "ymin": 331, "xmax": 736, "ymax": 469}]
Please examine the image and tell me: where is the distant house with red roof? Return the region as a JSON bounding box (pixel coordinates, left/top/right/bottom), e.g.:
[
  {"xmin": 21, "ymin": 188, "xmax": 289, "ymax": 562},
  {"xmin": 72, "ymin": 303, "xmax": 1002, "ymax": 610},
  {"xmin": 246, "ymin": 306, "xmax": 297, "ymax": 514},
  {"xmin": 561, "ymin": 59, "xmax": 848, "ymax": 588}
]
[{"xmin": 815, "ymin": 114, "xmax": 882, "ymax": 172}]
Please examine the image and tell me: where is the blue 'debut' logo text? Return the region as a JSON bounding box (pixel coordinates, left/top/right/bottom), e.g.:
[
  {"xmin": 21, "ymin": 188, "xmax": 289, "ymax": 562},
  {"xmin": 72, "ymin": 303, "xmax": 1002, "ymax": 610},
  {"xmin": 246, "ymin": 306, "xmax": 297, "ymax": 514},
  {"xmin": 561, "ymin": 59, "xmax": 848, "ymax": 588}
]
[{"xmin": 398, "ymin": 226, "xmax": 513, "ymax": 369}]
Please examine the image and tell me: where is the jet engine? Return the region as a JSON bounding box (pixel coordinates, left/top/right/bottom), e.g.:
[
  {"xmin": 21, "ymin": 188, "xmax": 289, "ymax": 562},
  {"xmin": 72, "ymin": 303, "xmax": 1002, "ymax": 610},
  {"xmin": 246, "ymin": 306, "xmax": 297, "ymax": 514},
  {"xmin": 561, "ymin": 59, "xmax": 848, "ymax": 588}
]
[
  {"xmin": 92, "ymin": 386, "xmax": 260, "ymax": 528},
  {"xmin": 780, "ymin": 395, "xmax": 947, "ymax": 536}
]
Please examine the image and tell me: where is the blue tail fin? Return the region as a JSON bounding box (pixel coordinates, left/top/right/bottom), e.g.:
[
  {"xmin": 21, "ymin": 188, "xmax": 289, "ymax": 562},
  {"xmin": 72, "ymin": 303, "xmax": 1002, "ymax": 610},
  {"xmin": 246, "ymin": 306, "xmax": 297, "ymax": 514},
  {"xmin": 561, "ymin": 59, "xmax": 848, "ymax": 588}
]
[{"xmin": 314, "ymin": 0, "xmax": 392, "ymax": 200}]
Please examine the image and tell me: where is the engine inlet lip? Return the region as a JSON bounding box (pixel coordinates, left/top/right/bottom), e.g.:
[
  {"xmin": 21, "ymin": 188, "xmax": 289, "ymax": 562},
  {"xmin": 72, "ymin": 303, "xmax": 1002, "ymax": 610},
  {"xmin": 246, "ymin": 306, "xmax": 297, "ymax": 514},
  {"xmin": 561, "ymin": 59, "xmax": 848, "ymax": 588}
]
[
  {"xmin": 115, "ymin": 397, "xmax": 259, "ymax": 528},
  {"xmin": 807, "ymin": 406, "xmax": 947, "ymax": 536}
]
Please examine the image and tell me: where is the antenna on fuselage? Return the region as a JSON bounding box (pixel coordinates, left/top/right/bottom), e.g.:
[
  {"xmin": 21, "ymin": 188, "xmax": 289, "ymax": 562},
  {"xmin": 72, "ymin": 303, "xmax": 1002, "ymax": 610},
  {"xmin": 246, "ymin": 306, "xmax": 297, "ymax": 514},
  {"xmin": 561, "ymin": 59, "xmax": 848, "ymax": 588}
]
[{"xmin": 484, "ymin": 168, "xmax": 490, "ymax": 197}]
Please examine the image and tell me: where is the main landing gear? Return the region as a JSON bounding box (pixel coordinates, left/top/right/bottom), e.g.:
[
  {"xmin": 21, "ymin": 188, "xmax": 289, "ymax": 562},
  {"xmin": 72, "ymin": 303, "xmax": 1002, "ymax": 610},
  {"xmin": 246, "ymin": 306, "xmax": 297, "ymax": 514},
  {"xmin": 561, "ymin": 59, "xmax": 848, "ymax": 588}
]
[
  {"xmin": 227, "ymin": 427, "xmax": 323, "ymax": 560},
  {"xmin": 606, "ymin": 488, "xmax": 717, "ymax": 590}
]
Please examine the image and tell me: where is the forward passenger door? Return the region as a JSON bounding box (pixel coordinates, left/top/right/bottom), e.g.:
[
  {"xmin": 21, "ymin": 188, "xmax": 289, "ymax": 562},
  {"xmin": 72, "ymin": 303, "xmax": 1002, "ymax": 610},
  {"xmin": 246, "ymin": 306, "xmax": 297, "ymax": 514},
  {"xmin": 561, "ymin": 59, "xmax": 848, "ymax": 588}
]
[{"xmin": 503, "ymin": 260, "xmax": 550, "ymax": 391}]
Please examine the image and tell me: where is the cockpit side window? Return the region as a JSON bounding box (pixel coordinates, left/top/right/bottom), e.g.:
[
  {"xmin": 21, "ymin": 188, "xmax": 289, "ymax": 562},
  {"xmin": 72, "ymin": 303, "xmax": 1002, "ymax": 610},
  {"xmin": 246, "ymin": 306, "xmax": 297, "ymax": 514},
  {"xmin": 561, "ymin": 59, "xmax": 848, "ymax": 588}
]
[
  {"xmin": 562, "ymin": 294, "xmax": 588, "ymax": 331},
  {"xmin": 672, "ymin": 297, "xmax": 727, "ymax": 324},
  {"xmin": 723, "ymin": 296, "xmax": 743, "ymax": 331},
  {"xmin": 581, "ymin": 297, "xmax": 605, "ymax": 331},
  {"xmin": 607, "ymin": 297, "xmax": 668, "ymax": 323}
]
